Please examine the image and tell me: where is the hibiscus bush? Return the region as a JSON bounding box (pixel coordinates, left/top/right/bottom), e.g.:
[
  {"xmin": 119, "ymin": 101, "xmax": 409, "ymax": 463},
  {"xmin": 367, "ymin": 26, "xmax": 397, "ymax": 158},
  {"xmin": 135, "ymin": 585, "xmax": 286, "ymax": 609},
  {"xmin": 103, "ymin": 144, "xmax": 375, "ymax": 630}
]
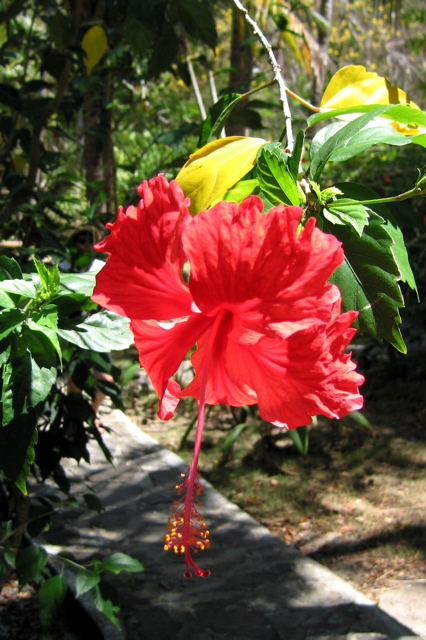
[
  {"xmin": 92, "ymin": 59, "xmax": 425, "ymax": 577},
  {"xmin": 0, "ymin": 257, "xmax": 143, "ymax": 625},
  {"xmin": 1, "ymin": 2, "xmax": 425, "ymax": 586}
]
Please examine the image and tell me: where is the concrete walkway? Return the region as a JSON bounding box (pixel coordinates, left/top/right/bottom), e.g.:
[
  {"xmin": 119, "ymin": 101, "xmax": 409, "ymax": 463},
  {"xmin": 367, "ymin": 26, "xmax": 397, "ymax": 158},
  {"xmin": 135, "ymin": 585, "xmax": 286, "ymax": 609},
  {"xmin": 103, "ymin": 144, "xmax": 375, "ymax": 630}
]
[{"xmin": 40, "ymin": 409, "xmax": 423, "ymax": 640}]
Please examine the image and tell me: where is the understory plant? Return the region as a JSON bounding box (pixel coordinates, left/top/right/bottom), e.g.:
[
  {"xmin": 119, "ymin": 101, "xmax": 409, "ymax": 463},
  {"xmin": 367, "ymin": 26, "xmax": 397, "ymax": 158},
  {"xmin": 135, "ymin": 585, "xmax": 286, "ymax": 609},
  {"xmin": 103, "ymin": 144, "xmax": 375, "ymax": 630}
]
[
  {"xmin": 0, "ymin": 256, "xmax": 143, "ymax": 627},
  {"xmin": 1, "ymin": 0, "xmax": 424, "ymax": 591},
  {"xmin": 92, "ymin": 3, "xmax": 424, "ymax": 578}
]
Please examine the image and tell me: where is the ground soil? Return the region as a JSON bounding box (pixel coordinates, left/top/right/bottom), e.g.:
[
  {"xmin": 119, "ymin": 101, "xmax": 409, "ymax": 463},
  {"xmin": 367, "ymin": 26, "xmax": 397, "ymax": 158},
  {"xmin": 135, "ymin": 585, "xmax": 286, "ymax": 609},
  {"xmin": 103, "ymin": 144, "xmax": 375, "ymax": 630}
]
[
  {"xmin": 1, "ymin": 346, "xmax": 424, "ymax": 637},
  {"xmin": 125, "ymin": 346, "xmax": 426, "ymax": 604}
]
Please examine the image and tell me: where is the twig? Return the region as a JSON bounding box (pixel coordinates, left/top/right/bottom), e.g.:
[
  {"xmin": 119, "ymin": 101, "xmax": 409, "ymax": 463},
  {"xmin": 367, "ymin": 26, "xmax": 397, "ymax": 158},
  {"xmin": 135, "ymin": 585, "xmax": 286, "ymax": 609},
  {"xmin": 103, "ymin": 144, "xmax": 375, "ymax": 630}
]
[
  {"xmin": 186, "ymin": 52, "xmax": 207, "ymax": 121},
  {"xmin": 232, "ymin": 0, "xmax": 294, "ymax": 151}
]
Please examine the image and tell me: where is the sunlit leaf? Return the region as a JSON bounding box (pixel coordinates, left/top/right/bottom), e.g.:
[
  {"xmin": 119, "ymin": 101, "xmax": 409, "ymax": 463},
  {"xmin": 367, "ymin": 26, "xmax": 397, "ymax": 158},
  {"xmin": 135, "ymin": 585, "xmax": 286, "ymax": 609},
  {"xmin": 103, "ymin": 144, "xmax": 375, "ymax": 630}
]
[
  {"xmin": 210, "ymin": 179, "xmax": 259, "ymax": 207},
  {"xmin": 59, "ymin": 271, "xmax": 98, "ymax": 297},
  {"xmin": 176, "ymin": 136, "xmax": 265, "ymax": 214},
  {"xmin": 287, "ymin": 129, "xmax": 305, "ymax": 181},
  {"xmin": 33, "ymin": 258, "xmax": 60, "ymax": 295},
  {"xmin": 257, "ymin": 142, "xmax": 304, "ymax": 206},
  {"xmin": 0, "ymin": 279, "xmax": 37, "ymax": 298},
  {"xmin": 55, "ymin": 309, "xmax": 133, "ymax": 351},
  {"xmin": 320, "ymin": 65, "xmax": 426, "ymax": 135},
  {"xmin": 310, "ymin": 106, "xmax": 391, "ymax": 181},
  {"xmin": 82, "ymin": 25, "xmax": 108, "ymax": 75},
  {"xmin": 0, "ymin": 308, "xmax": 26, "ymax": 340},
  {"xmin": 102, "ymin": 552, "xmax": 144, "ymax": 575},
  {"xmin": 311, "ymin": 121, "xmax": 410, "ymax": 165},
  {"xmin": 199, "ymin": 93, "xmax": 241, "ymax": 146},
  {"xmin": 324, "ymin": 199, "xmax": 369, "ymax": 236}
]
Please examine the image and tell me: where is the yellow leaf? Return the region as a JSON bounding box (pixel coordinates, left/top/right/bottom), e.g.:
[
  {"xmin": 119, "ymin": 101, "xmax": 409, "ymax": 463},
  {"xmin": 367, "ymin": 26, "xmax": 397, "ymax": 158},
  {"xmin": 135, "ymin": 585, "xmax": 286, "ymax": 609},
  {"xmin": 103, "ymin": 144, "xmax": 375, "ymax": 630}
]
[
  {"xmin": 82, "ymin": 25, "xmax": 108, "ymax": 75},
  {"xmin": 12, "ymin": 154, "xmax": 28, "ymax": 173},
  {"xmin": 175, "ymin": 136, "xmax": 266, "ymax": 215},
  {"xmin": 320, "ymin": 65, "xmax": 425, "ymax": 135}
]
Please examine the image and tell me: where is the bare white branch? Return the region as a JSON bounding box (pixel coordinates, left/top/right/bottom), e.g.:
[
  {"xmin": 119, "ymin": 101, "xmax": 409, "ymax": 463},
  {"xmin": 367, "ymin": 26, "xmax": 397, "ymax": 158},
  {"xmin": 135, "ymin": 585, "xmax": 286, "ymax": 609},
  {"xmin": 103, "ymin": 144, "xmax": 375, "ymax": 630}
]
[{"xmin": 232, "ymin": 0, "xmax": 294, "ymax": 151}]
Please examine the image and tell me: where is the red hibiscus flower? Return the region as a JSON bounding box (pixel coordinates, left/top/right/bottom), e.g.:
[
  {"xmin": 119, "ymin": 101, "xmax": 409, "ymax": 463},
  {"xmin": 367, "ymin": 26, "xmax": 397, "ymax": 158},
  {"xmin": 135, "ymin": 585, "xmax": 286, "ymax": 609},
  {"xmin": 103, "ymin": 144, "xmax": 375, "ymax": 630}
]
[{"xmin": 92, "ymin": 173, "xmax": 364, "ymax": 577}]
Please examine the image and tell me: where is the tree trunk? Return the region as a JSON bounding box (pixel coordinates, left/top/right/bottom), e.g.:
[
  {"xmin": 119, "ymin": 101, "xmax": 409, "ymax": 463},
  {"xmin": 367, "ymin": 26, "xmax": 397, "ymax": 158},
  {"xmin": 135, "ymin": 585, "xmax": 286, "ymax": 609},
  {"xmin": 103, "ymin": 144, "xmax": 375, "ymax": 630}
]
[
  {"xmin": 82, "ymin": 73, "xmax": 117, "ymax": 215},
  {"xmin": 227, "ymin": 6, "xmax": 254, "ymax": 136}
]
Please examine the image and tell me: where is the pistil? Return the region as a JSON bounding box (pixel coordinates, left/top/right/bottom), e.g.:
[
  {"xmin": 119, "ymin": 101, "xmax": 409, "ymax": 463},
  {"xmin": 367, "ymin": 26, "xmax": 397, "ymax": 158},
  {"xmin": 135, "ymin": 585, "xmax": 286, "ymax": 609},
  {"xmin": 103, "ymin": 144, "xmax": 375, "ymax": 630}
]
[{"xmin": 164, "ymin": 310, "xmax": 227, "ymax": 577}]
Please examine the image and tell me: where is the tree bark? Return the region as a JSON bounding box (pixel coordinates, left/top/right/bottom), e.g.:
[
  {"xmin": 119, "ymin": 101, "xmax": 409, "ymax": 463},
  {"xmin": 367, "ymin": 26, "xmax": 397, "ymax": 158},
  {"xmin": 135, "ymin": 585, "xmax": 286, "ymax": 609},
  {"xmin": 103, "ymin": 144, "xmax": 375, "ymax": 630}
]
[{"xmin": 227, "ymin": 6, "xmax": 254, "ymax": 136}]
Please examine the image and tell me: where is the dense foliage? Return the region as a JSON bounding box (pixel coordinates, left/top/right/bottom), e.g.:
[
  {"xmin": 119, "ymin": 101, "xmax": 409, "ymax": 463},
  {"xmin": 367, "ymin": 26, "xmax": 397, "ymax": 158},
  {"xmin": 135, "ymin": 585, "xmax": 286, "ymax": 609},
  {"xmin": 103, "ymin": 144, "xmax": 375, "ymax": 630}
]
[{"xmin": 0, "ymin": 0, "xmax": 425, "ymax": 624}]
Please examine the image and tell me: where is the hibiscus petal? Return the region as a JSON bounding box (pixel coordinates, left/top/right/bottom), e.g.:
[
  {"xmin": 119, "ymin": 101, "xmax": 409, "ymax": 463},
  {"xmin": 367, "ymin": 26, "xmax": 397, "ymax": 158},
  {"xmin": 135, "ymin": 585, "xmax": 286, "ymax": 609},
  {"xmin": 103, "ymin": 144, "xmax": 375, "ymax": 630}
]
[
  {"xmin": 225, "ymin": 311, "xmax": 363, "ymax": 429},
  {"xmin": 131, "ymin": 313, "xmax": 213, "ymax": 419},
  {"xmin": 183, "ymin": 196, "xmax": 344, "ymax": 324},
  {"xmin": 92, "ymin": 175, "xmax": 193, "ymax": 320},
  {"xmin": 181, "ymin": 311, "xmax": 258, "ymax": 407}
]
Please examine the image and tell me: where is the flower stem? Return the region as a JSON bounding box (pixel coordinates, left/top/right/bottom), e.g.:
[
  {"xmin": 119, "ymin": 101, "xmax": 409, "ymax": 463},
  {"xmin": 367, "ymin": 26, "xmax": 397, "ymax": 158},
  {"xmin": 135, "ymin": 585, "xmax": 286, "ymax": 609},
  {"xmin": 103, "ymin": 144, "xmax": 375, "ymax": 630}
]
[{"xmin": 327, "ymin": 186, "xmax": 426, "ymax": 209}]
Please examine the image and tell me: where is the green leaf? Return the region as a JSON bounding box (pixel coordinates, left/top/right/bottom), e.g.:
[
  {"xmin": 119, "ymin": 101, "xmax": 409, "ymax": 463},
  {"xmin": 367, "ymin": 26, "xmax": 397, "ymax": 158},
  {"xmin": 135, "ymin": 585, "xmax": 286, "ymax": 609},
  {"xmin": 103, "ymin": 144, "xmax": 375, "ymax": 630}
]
[
  {"xmin": 75, "ymin": 568, "xmax": 100, "ymax": 597},
  {"xmin": 16, "ymin": 546, "xmax": 48, "ymax": 586},
  {"xmin": 199, "ymin": 93, "xmax": 242, "ymax": 147},
  {"xmin": 0, "ymin": 308, "xmax": 26, "ymax": 340},
  {"xmin": 288, "ymin": 425, "xmax": 309, "ymax": 455},
  {"xmin": 38, "ymin": 575, "xmax": 68, "ymax": 629},
  {"xmin": 410, "ymin": 133, "xmax": 426, "ymax": 148},
  {"xmin": 309, "ymin": 106, "xmax": 392, "ymax": 181},
  {"xmin": 28, "ymin": 310, "xmax": 62, "ymax": 361},
  {"xmin": 211, "ymin": 178, "xmax": 259, "ymax": 207},
  {"xmin": 2, "ymin": 335, "xmax": 56, "ymax": 425},
  {"xmin": 381, "ymin": 104, "xmax": 426, "ymax": 130},
  {"xmin": 0, "ymin": 338, "xmax": 11, "ymax": 366},
  {"xmin": 0, "ymin": 257, "xmax": 23, "ymax": 308},
  {"xmin": 47, "ymin": 11, "xmax": 71, "ymax": 52},
  {"xmin": 326, "ymin": 210, "xmax": 406, "ymax": 352},
  {"xmin": 176, "ymin": 0, "xmax": 217, "ymax": 49},
  {"xmin": 334, "ymin": 182, "xmax": 417, "ymax": 296},
  {"xmin": 14, "ymin": 423, "xmax": 38, "ymax": 494},
  {"xmin": 1, "ymin": 360, "xmax": 14, "ymax": 426},
  {"xmin": 22, "ymin": 322, "xmax": 57, "ymax": 369},
  {"xmin": 0, "ymin": 279, "xmax": 37, "ymax": 299},
  {"xmin": 59, "ymin": 271, "xmax": 97, "ymax": 297},
  {"xmin": 287, "ymin": 129, "xmax": 305, "ymax": 181},
  {"xmin": 221, "ymin": 422, "xmax": 249, "ymax": 464},
  {"xmin": 331, "ymin": 125, "xmax": 410, "ymax": 161},
  {"xmin": 0, "ymin": 410, "xmax": 37, "ymax": 491},
  {"xmin": 28, "ymin": 355, "xmax": 57, "ymax": 406},
  {"xmin": 146, "ymin": 24, "xmax": 179, "ymax": 79},
  {"xmin": 257, "ymin": 143, "xmax": 303, "ymax": 206},
  {"xmin": 0, "ymin": 256, "xmax": 22, "ymax": 280},
  {"xmin": 311, "ymin": 122, "xmax": 410, "ymax": 164},
  {"xmin": 347, "ymin": 410, "xmax": 373, "ymax": 430},
  {"xmin": 0, "ymin": 290, "xmax": 16, "ymax": 309},
  {"xmin": 102, "ymin": 552, "xmax": 144, "ymax": 575},
  {"xmin": 33, "ymin": 258, "xmax": 60, "ymax": 296},
  {"xmin": 91, "ymin": 584, "xmax": 121, "ymax": 629},
  {"xmin": 309, "ymin": 102, "xmax": 426, "ymax": 135},
  {"xmin": 83, "ymin": 493, "xmax": 105, "ymax": 514},
  {"xmin": 56, "ymin": 310, "xmax": 133, "ymax": 351},
  {"xmin": 324, "ymin": 199, "xmax": 370, "ymax": 235}
]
